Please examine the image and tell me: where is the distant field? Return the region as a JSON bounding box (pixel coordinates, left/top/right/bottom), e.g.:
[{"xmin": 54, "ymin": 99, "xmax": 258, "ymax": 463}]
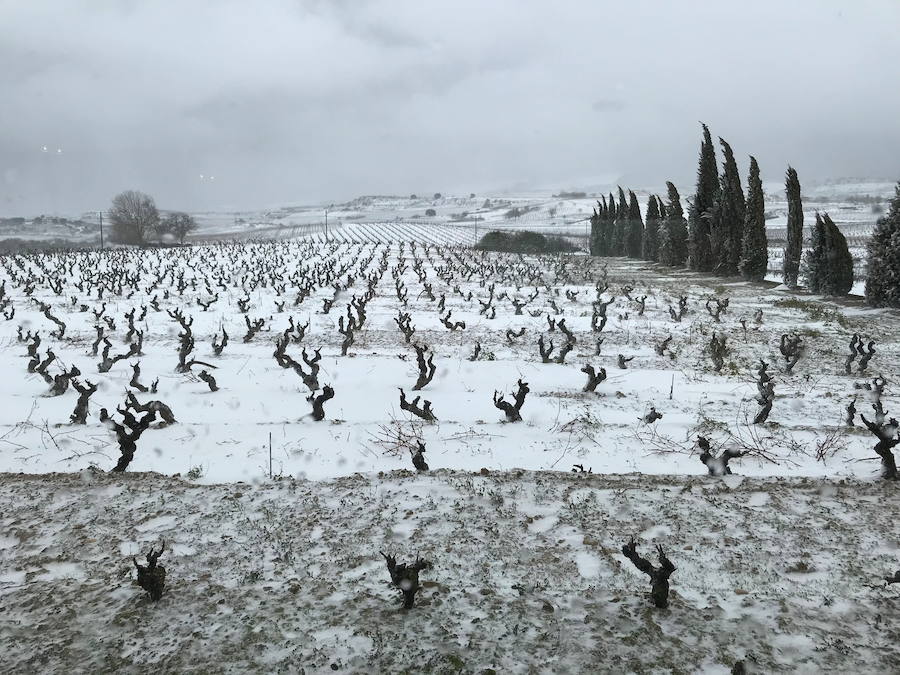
[{"xmin": 3, "ymin": 180, "xmax": 893, "ymax": 286}]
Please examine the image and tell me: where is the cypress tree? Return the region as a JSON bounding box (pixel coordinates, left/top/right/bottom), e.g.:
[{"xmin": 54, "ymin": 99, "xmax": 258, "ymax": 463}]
[
  {"xmin": 599, "ymin": 196, "xmax": 609, "ymax": 256},
  {"xmin": 783, "ymin": 166, "xmax": 804, "ymax": 287},
  {"xmin": 626, "ymin": 190, "xmax": 644, "ymax": 258},
  {"xmin": 603, "ymin": 197, "xmax": 613, "ymax": 255},
  {"xmin": 605, "ymin": 191, "xmax": 617, "ymax": 255},
  {"xmin": 803, "ymin": 212, "xmax": 853, "ymax": 295},
  {"xmin": 613, "ymin": 186, "xmax": 629, "ymax": 255},
  {"xmin": 865, "ymin": 182, "xmax": 900, "ymax": 308},
  {"xmin": 708, "ymin": 173, "xmax": 727, "ymax": 269},
  {"xmin": 739, "ymin": 156, "xmax": 768, "ymax": 281},
  {"xmin": 665, "ymin": 183, "xmax": 684, "ymax": 219},
  {"xmin": 822, "ymin": 213, "xmax": 854, "ymax": 295},
  {"xmin": 803, "ymin": 212, "xmax": 827, "ymax": 292},
  {"xmin": 657, "ymin": 194, "xmax": 667, "ymax": 220},
  {"xmin": 712, "ymin": 138, "xmax": 745, "ymax": 276},
  {"xmin": 687, "ymin": 123, "xmax": 717, "ymax": 271},
  {"xmin": 589, "ymin": 201, "xmax": 602, "ymax": 256},
  {"xmin": 658, "ymin": 182, "xmax": 688, "ymax": 266},
  {"xmin": 642, "ymin": 195, "xmax": 661, "ymax": 261},
  {"xmin": 600, "ymin": 198, "xmax": 609, "ymax": 256}
]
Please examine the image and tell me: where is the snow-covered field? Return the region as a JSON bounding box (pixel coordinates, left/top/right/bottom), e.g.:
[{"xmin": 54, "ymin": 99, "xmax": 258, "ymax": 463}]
[
  {"xmin": 7, "ymin": 177, "xmax": 886, "ymax": 252},
  {"xmin": 1, "ymin": 244, "xmax": 898, "ymax": 482},
  {"xmin": 1, "ymin": 241, "xmax": 899, "ymax": 672},
  {"xmin": 1, "ymin": 470, "xmax": 897, "ymax": 673}
]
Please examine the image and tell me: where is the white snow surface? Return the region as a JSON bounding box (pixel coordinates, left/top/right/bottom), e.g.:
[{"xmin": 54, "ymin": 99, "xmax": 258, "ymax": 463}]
[
  {"xmin": 1, "ymin": 242, "xmax": 899, "ymax": 672},
  {"xmin": 0, "ymin": 470, "xmax": 897, "ymax": 673},
  {"xmin": 0, "ymin": 246, "xmax": 897, "ymax": 482}
]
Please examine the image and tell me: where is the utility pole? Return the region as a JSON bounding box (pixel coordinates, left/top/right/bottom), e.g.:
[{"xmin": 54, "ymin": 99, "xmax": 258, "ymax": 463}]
[
  {"xmin": 324, "ymin": 208, "xmax": 328, "ymax": 242},
  {"xmin": 99, "ymin": 211, "xmax": 104, "ymax": 249}
]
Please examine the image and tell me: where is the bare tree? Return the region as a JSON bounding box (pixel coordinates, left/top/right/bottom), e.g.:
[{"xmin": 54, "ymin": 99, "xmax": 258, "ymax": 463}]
[
  {"xmin": 380, "ymin": 552, "xmax": 431, "ymax": 609},
  {"xmin": 439, "ymin": 311, "xmax": 465, "ymax": 331},
  {"xmin": 557, "ymin": 318, "xmax": 576, "ymax": 346},
  {"xmin": 49, "ymin": 364, "xmax": 80, "ymax": 396},
  {"xmin": 156, "ymin": 211, "xmax": 197, "ymax": 244},
  {"xmin": 133, "ymin": 542, "xmax": 166, "ymax": 601},
  {"xmin": 708, "ymin": 333, "xmax": 727, "ymax": 372},
  {"xmin": 111, "ymin": 409, "xmax": 156, "ymax": 471},
  {"xmin": 70, "ymin": 379, "xmax": 98, "ymax": 424},
  {"xmin": 130, "ymin": 362, "xmax": 149, "ymax": 392},
  {"xmin": 845, "ymin": 334, "xmax": 860, "ymax": 374},
  {"xmin": 108, "ymin": 190, "xmax": 159, "ymax": 245},
  {"xmin": 493, "ymin": 379, "xmax": 529, "ymax": 422},
  {"xmin": 399, "ymin": 388, "xmax": 437, "ymax": 422},
  {"xmin": 779, "ymin": 333, "xmax": 803, "ymax": 373},
  {"xmin": 655, "ymin": 335, "xmax": 673, "ymax": 357},
  {"xmin": 198, "ymin": 370, "xmax": 219, "ymax": 392},
  {"xmin": 621, "ymin": 538, "xmax": 676, "ymax": 608},
  {"xmin": 753, "ymin": 360, "xmax": 774, "ymax": 423},
  {"xmin": 538, "ymin": 335, "xmax": 555, "ymax": 363},
  {"xmin": 411, "ymin": 344, "xmax": 436, "ymax": 391},
  {"xmin": 859, "ymin": 383, "xmax": 899, "ymax": 480},
  {"xmin": 846, "ymin": 397, "xmax": 857, "ymax": 427},
  {"xmin": 309, "ymin": 385, "xmax": 335, "ymax": 421},
  {"xmin": 642, "ymin": 407, "xmax": 663, "ymax": 424},
  {"xmin": 126, "ymin": 392, "xmax": 176, "ymax": 425},
  {"xmin": 617, "ymin": 354, "xmax": 635, "ymax": 369},
  {"xmin": 697, "ymin": 435, "xmax": 746, "ymax": 475},
  {"xmin": 581, "ymin": 364, "xmax": 607, "ymax": 392},
  {"xmin": 705, "ymin": 297, "xmax": 729, "ymax": 322},
  {"xmin": 858, "ymin": 338, "xmax": 876, "ymax": 373},
  {"xmin": 394, "ymin": 311, "xmax": 416, "ymax": 342},
  {"xmin": 411, "ymin": 440, "xmax": 429, "ymax": 471},
  {"xmin": 212, "ymin": 328, "xmax": 229, "ymax": 356},
  {"xmin": 669, "ymin": 295, "xmax": 688, "ymax": 322}
]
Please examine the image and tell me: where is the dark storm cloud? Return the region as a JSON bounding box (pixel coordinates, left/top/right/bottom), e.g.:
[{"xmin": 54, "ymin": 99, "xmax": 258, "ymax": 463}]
[{"xmin": 1, "ymin": 0, "xmax": 898, "ymax": 215}]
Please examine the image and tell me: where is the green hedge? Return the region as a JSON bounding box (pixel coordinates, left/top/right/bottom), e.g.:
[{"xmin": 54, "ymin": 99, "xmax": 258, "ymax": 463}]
[{"xmin": 475, "ymin": 230, "xmax": 578, "ymax": 254}]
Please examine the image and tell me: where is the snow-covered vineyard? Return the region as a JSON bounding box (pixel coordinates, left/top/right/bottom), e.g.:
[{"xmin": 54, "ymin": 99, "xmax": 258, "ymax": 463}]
[
  {"xmin": 304, "ymin": 221, "xmax": 477, "ymax": 246},
  {"xmin": 1, "ymin": 241, "xmax": 898, "ymax": 672},
  {"xmin": 2, "ymin": 241, "xmax": 898, "ymax": 481}
]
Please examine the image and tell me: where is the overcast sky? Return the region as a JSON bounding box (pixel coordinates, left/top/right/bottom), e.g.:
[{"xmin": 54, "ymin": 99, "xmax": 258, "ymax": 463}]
[{"xmin": 1, "ymin": 0, "xmax": 898, "ymax": 215}]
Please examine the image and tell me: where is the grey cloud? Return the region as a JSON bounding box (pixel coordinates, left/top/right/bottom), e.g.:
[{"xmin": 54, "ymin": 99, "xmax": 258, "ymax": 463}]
[
  {"xmin": 1, "ymin": 0, "xmax": 898, "ymax": 215},
  {"xmin": 592, "ymin": 99, "xmax": 627, "ymax": 113}
]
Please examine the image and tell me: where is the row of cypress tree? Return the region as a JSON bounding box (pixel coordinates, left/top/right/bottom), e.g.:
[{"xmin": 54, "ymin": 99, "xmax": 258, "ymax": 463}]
[
  {"xmin": 588, "ymin": 183, "xmax": 689, "ymax": 267},
  {"xmin": 589, "ymin": 125, "xmax": 770, "ymax": 281},
  {"xmin": 589, "ymin": 123, "xmax": 863, "ymax": 296},
  {"xmin": 683, "ymin": 125, "xmax": 769, "ymax": 280}
]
